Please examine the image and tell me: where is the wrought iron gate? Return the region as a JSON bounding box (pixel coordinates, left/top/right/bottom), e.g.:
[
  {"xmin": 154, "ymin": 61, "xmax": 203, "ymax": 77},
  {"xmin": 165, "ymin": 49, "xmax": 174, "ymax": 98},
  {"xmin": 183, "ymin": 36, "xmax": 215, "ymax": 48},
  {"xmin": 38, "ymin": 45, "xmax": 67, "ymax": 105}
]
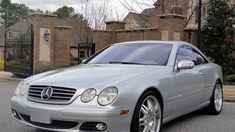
[
  {"xmin": 4, "ymin": 22, "xmax": 34, "ymax": 76},
  {"xmin": 77, "ymin": 43, "xmax": 95, "ymax": 63}
]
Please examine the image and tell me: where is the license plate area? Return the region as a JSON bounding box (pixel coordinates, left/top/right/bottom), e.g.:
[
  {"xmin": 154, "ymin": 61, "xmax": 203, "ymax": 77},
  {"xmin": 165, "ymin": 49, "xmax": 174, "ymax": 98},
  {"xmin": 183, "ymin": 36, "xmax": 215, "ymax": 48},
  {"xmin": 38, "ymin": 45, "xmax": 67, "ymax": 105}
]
[{"xmin": 30, "ymin": 109, "xmax": 51, "ymax": 124}]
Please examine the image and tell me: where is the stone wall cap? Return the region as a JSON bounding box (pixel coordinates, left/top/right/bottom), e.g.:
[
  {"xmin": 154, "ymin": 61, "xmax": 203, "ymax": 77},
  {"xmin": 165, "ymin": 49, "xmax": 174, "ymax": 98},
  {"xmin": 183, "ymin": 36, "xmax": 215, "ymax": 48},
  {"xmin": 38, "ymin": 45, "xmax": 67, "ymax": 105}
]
[
  {"xmin": 93, "ymin": 29, "xmax": 113, "ymax": 32},
  {"xmin": 105, "ymin": 21, "xmax": 126, "ymax": 24},
  {"xmin": 116, "ymin": 28, "xmax": 159, "ymax": 32},
  {"xmin": 93, "ymin": 28, "xmax": 159, "ymax": 33},
  {"xmin": 54, "ymin": 26, "xmax": 72, "ymax": 29},
  {"xmin": 159, "ymin": 14, "xmax": 186, "ymax": 18}
]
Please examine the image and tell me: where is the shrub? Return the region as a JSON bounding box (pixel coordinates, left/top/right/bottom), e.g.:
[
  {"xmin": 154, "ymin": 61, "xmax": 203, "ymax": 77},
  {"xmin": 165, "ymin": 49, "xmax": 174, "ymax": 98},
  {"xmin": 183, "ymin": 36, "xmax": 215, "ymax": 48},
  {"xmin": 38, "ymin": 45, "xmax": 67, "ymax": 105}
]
[
  {"xmin": 224, "ymin": 74, "xmax": 235, "ymax": 83},
  {"xmin": 0, "ymin": 59, "xmax": 4, "ymax": 70}
]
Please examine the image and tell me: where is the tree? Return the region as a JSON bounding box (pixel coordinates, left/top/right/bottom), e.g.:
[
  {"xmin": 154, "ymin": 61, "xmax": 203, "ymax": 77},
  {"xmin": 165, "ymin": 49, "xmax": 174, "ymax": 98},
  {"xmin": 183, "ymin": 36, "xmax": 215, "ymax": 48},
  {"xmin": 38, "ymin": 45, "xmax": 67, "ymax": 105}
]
[
  {"xmin": 203, "ymin": 0, "xmax": 235, "ymax": 75},
  {"xmin": 53, "ymin": 6, "xmax": 75, "ymax": 19},
  {"xmin": 0, "ymin": 0, "xmax": 29, "ymax": 27},
  {"xmin": 82, "ymin": 0, "xmax": 111, "ymax": 30},
  {"xmin": 54, "ymin": 6, "xmax": 85, "ymax": 20}
]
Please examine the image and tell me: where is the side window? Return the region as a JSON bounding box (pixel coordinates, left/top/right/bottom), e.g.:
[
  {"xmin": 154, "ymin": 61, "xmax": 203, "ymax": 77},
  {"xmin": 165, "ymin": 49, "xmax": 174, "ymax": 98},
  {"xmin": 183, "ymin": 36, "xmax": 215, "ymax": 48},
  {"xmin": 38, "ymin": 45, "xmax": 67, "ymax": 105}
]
[
  {"xmin": 176, "ymin": 46, "xmax": 194, "ymax": 62},
  {"xmin": 176, "ymin": 46, "xmax": 207, "ymax": 65},
  {"xmin": 192, "ymin": 49, "xmax": 208, "ymax": 65}
]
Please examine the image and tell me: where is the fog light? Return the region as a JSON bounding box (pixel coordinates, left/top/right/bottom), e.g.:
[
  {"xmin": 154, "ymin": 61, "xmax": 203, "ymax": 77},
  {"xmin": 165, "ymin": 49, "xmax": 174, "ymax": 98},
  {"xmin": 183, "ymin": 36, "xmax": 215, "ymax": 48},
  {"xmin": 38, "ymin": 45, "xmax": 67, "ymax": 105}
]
[
  {"xmin": 12, "ymin": 110, "xmax": 21, "ymax": 120},
  {"xmin": 12, "ymin": 110, "xmax": 17, "ymax": 116},
  {"xmin": 96, "ymin": 123, "xmax": 107, "ymax": 131}
]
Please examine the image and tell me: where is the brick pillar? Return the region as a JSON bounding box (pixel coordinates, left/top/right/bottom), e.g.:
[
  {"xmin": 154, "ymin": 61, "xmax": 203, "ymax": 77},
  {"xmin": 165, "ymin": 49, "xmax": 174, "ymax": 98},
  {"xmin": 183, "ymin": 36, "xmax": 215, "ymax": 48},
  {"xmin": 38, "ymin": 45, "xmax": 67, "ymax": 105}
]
[{"xmin": 54, "ymin": 26, "xmax": 72, "ymax": 66}]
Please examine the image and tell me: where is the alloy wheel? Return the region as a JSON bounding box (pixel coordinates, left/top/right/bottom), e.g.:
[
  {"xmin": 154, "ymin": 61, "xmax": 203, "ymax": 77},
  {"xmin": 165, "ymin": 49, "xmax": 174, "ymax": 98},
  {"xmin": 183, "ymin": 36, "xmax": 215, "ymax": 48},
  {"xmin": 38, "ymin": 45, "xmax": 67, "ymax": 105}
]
[
  {"xmin": 214, "ymin": 84, "xmax": 223, "ymax": 112},
  {"xmin": 139, "ymin": 96, "xmax": 161, "ymax": 132}
]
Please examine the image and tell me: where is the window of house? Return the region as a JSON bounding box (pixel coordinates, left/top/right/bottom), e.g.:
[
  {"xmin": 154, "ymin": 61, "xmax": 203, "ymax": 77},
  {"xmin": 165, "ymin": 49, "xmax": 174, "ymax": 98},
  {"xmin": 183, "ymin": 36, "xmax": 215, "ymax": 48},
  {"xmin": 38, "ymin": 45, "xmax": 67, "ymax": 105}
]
[
  {"xmin": 173, "ymin": 32, "xmax": 181, "ymax": 41},
  {"xmin": 161, "ymin": 30, "xmax": 169, "ymax": 40}
]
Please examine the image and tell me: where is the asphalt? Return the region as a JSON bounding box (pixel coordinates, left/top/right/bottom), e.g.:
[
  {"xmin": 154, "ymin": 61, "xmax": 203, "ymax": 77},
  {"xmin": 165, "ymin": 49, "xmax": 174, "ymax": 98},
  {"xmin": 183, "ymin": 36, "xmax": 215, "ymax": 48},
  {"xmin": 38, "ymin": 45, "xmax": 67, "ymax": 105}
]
[{"xmin": 0, "ymin": 71, "xmax": 235, "ymax": 102}]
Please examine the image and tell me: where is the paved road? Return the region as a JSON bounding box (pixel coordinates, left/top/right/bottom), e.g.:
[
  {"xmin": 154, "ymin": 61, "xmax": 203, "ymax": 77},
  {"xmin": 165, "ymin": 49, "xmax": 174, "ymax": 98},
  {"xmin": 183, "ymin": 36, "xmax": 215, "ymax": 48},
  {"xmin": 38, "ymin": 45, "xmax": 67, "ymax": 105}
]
[{"xmin": 1, "ymin": 79, "xmax": 235, "ymax": 132}]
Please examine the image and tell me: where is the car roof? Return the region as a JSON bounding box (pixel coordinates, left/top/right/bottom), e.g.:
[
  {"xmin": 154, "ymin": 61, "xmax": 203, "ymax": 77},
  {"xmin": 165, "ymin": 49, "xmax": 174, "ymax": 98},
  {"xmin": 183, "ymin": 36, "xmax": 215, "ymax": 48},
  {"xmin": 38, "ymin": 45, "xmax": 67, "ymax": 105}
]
[{"xmin": 113, "ymin": 40, "xmax": 188, "ymax": 46}]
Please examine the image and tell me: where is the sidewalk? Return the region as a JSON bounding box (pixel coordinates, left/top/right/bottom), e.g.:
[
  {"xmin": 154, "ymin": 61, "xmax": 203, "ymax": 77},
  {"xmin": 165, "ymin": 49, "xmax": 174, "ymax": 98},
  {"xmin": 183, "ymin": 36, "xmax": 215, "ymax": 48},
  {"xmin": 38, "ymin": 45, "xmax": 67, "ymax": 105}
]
[
  {"xmin": 0, "ymin": 71, "xmax": 235, "ymax": 102},
  {"xmin": 0, "ymin": 71, "xmax": 22, "ymax": 81},
  {"xmin": 224, "ymin": 85, "xmax": 235, "ymax": 102}
]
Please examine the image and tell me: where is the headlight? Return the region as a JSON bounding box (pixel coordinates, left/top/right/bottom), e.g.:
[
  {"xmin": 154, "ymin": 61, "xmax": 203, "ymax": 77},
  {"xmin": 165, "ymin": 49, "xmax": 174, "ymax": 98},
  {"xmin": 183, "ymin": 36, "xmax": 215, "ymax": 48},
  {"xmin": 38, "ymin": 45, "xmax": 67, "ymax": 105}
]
[
  {"xmin": 81, "ymin": 88, "xmax": 96, "ymax": 103},
  {"xmin": 14, "ymin": 80, "xmax": 28, "ymax": 96},
  {"xmin": 97, "ymin": 87, "xmax": 118, "ymax": 106}
]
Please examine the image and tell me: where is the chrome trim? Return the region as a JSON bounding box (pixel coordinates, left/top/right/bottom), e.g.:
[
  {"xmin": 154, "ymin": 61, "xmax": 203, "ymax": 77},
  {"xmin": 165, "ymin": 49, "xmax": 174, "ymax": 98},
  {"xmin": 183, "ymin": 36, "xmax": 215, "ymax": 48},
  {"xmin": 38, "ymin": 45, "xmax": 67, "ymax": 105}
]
[{"xmin": 27, "ymin": 85, "xmax": 78, "ymax": 105}]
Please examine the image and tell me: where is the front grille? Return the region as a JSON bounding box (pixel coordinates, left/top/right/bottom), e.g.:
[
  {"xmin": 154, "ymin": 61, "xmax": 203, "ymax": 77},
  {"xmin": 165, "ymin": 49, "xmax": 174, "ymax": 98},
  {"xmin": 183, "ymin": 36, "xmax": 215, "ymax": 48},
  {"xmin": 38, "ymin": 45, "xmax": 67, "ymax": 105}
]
[
  {"xmin": 20, "ymin": 114, "xmax": 79, "ymax": 129},
  {"xmin": 28, "ymin": 85, "xmax": 77, "ymax": 104}
]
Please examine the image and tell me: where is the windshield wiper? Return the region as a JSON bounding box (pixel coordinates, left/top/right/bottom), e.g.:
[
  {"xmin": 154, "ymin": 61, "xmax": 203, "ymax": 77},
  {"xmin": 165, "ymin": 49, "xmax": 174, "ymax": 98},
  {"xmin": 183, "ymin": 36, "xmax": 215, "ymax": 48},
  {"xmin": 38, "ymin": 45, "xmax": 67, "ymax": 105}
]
[{"xmin": 109, "ymin": 61, "xmax": 147, "ymax": 65}]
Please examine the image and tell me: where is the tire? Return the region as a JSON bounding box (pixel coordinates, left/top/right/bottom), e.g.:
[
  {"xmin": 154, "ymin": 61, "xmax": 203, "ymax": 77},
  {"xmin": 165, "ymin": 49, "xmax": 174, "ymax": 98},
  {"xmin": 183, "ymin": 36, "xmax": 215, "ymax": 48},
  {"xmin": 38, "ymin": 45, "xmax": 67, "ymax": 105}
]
[
  {"xmin": 131, "ymin": 91, "xmax": 162, "ymax": 132},
  {"xmin": 206, "ymin": 82, "xmax": 223, "ymax": 115}
]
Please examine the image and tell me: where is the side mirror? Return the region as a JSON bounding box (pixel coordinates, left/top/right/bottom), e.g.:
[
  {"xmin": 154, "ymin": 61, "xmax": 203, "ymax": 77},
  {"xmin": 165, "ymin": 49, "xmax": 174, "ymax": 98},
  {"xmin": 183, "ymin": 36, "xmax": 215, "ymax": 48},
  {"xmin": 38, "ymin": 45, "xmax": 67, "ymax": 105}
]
[
  {"xmin": 177, "ymin": 60, "xmax": 195, "ymax": 70},
  {"xmin": 82, "ymin": 59, "xmax": 87, "ymax": 64}
]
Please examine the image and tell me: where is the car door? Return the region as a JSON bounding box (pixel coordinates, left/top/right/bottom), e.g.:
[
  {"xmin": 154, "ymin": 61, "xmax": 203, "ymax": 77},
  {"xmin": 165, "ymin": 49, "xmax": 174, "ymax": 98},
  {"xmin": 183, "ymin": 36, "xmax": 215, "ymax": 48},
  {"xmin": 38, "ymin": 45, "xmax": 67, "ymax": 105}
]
[
  {"xmin": 166, "ymin": 45, "xmax": 205, "ymax": 116},
  {"xmin": 190, "ymin": 48, "xmax": 213, "ymax": 103}
]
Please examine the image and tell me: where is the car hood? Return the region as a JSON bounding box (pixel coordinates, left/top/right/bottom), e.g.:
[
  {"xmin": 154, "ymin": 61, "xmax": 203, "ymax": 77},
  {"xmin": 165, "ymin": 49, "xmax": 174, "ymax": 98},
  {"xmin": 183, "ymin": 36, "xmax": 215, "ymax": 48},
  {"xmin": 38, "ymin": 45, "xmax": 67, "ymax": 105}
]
[{"xmin": 26, "ymin": 64, "xmax": 164, "ymax": 92}]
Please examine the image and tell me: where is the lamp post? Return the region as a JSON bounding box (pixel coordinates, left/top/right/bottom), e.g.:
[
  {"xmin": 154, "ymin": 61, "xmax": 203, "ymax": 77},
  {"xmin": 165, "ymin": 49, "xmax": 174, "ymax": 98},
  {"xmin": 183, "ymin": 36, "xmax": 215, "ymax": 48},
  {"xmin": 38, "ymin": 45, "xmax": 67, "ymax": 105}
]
[{"xmin": 197, "ymin": 0, "xmax": 202, "ymax": 49}]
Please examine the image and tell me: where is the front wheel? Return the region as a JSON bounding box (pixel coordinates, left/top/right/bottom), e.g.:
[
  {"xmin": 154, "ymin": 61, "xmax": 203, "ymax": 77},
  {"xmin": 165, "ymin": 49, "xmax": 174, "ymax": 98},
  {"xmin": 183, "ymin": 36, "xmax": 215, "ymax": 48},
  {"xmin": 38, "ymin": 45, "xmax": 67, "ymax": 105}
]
[
  {"xmin": 131, "ymin": 91, "xmax": 162, "ymax": 132},
  {"xmin": 206, "ymin": 82, "xmax": 223, "ymax": 115}
]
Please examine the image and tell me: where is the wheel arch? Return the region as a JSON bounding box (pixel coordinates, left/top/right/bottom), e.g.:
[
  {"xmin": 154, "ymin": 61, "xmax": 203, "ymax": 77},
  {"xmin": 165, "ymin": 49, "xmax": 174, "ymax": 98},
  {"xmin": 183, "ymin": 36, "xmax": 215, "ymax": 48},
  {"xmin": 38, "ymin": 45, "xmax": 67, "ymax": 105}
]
[
  {"xmin": 139, "ymin": 87, "xmax": 164, "ymax": 112},
  {"xmin": 216, "ymin": 78, "xmax": 223, "ymax": 88}
]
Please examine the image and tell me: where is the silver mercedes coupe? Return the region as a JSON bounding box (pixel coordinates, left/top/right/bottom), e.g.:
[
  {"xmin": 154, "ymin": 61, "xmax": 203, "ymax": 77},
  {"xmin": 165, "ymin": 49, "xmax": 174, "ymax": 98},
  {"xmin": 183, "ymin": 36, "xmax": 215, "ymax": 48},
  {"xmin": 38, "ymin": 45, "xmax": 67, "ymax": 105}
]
[{"xmin": 11, "ymin": 41, "xmax": 223, "ymax": 132}]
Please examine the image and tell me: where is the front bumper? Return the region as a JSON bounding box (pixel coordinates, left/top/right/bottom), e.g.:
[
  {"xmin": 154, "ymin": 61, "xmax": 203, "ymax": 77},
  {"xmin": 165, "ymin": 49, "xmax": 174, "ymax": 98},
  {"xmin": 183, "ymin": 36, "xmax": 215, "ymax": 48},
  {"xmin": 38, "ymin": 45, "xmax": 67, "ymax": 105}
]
[{"xmin": 11, "ymin": 96, "xmax": 131, "ymax": 132}]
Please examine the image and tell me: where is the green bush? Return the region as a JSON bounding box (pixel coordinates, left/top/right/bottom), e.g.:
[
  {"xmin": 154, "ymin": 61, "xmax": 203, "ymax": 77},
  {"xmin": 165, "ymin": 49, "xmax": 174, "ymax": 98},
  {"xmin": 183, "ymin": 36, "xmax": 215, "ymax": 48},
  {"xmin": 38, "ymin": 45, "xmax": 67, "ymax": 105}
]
[
  {"xmin": 0, "ymin": 59, "xmax": 4, "ymax": 70},
  {"xmin": 224, "ymin": 74, "xmax": 235, "ymax": 83}
]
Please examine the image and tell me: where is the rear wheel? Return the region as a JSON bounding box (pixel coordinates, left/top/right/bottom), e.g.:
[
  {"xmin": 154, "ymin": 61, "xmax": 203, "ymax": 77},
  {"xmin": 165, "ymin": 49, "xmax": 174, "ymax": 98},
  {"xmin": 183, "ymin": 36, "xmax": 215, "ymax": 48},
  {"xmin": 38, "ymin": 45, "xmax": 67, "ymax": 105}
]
[
  {"xmin": 131, "ymin": 91, "xmax": 162, "ymax": 132},
  {"xmin": 206, "ymin": 82, "xmax": 223, "ymax": 115}
]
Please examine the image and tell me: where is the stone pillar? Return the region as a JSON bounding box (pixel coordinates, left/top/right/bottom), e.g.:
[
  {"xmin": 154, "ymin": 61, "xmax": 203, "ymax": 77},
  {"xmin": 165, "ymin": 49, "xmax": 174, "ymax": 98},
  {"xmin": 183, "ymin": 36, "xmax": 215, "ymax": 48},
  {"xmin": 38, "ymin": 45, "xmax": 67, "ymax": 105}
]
[
  {"xmin": 158, "ymin": 14, "xmax": 186, "ymax": 41},
  {"xmin": 106, "ymin": 21, "xmax": 126, "ymax": 30},
  {"xmin": 30, "ymin": 13, "xmax": 72, "ymax": 73},
  {"xmin": 53, "ymin": 26, "xmax": 72, "ymax": 66}
]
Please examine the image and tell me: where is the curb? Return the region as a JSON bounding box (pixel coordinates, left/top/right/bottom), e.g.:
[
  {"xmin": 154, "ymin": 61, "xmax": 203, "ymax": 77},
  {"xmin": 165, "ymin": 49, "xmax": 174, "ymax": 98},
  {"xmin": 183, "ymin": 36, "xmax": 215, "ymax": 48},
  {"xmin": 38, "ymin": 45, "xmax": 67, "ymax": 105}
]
[
  {"xmin": 0, "ymin": 77, "xmax": 23, "ymax": 81},
  {"xmin": 224, "ymin": 96, "xmax": 235, "ymax": 102}
]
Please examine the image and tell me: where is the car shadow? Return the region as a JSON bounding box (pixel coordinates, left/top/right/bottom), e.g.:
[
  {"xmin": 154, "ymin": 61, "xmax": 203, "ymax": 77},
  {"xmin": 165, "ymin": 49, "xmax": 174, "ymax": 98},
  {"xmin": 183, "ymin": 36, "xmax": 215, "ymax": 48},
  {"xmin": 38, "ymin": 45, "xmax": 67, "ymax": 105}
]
[
  {"xmin": 162, "ymin": 110, "xmax": 203, "ymax": 131},
  {"xmin": 33, "ymin": 129, "xmax": 52, "ymax": 132}
]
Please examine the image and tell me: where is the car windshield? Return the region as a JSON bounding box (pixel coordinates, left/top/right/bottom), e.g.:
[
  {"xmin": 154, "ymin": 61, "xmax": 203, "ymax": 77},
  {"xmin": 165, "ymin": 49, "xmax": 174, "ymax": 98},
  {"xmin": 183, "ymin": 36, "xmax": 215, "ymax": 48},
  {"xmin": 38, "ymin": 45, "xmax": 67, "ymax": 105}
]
[{"xmin": 87, "ymin": 43, "xmax": 173, "ymax": 65}]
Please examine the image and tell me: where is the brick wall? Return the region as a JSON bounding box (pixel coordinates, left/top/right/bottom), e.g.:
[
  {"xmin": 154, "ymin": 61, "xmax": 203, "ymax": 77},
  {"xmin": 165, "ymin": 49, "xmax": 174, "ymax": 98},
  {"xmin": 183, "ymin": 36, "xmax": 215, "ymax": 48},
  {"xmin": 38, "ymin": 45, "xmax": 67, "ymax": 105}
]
[
  {"xmin": 106, "ymin": 21, "xmax": 125, "ymax": 30},
  {"xmin": 93, "ymin": 30, "xmax": 114, "ymax": 51},
  {"xmin": 93, "ymin": 15, "xmax": 186, "ymax": 51},
  {"xmin": 30, "ymin": 14, "xmax": 56, "ymax": 72},
  {"xmin": 28, "ymin": 14, "xmax": 72, "ymax": 72},
  {"xmin": 54, "ymin": 26, "xmax": 71, "ymax": 66}
]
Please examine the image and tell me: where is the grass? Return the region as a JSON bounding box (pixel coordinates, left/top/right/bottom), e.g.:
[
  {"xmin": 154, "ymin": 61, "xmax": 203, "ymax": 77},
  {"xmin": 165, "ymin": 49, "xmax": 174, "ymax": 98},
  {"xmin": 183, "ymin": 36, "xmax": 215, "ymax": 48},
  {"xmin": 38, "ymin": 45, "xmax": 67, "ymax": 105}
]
[{"xmin": 0, "ymin": 59, "xmax": 4, "ymax": 70}]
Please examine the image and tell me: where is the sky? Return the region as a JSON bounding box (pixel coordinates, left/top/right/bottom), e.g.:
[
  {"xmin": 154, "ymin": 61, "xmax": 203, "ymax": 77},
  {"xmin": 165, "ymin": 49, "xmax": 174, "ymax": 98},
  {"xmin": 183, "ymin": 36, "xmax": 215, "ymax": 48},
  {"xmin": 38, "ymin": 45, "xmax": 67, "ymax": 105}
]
[{"xmin": 11, "ymin": 0, "xmax": 155, "ymax": 20}]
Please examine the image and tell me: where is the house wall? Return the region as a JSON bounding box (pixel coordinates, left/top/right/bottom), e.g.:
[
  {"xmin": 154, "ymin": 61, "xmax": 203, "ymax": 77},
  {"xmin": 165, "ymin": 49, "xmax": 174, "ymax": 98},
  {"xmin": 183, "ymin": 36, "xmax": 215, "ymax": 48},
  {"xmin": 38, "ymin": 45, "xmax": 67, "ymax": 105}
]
[
  {"xmin": 93, "ymin": 15, "xmax": 186, "ymax": 51},
  {"xmin": 146, "ymin": 0, "xmax": 188, "ymax": 28},
  {"xmin": 123, "ymin": 13, "xmax": 142, "ymax": 29}
]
